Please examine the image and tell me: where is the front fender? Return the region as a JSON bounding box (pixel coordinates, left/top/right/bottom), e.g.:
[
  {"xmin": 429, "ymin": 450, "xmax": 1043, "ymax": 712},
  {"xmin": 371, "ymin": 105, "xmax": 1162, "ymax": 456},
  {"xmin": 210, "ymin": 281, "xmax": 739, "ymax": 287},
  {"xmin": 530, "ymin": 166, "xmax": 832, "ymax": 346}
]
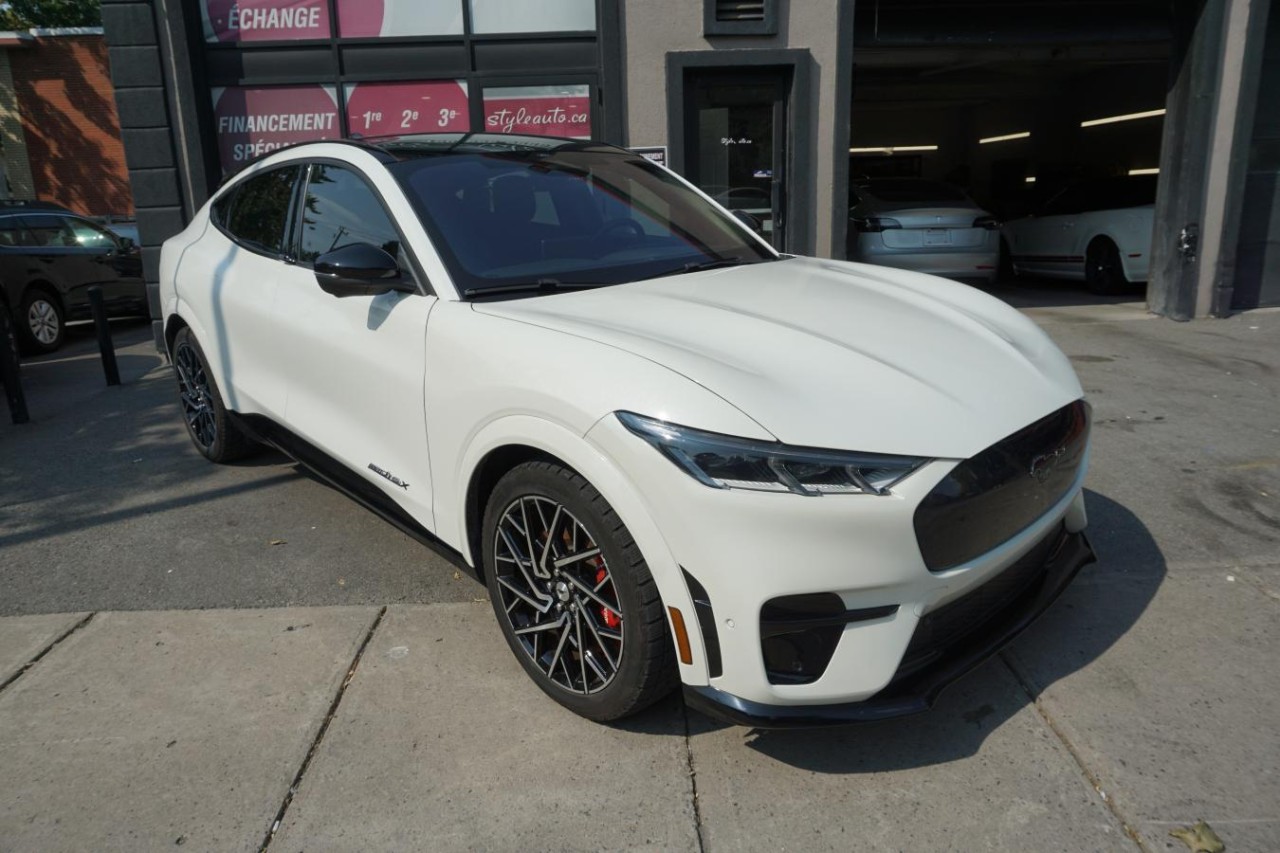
[{"xmin": 449, "ymin": 413, "xmax": 711, "ymax": 686}]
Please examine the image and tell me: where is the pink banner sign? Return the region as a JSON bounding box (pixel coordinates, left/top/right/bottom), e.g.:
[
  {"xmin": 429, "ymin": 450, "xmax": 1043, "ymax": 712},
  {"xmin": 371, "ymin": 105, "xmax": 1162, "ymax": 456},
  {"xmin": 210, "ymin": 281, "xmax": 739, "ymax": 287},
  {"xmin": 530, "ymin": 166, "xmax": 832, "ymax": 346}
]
[
  {"xmin": 213, "ymin": 85, "xmax": 339, "ymax": 172},
  {"xmin": 344, "ymin": 81, "xmax": 470, "ymax": 137},
  {"xmin": 483, "ymin": 89, "xmax": 592, "ymax": 139},
  {"xmin": 202, "ymin": 0, "xmax": 331, "ymax": 43}
]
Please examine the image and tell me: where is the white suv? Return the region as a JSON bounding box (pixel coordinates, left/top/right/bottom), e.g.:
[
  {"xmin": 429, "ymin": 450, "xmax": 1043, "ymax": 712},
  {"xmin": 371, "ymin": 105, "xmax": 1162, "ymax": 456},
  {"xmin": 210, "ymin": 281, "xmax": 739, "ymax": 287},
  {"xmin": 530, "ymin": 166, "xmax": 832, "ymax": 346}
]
[{"xmin": 161, "ymin": 134, "xmax": 1095, "ymax": 726}]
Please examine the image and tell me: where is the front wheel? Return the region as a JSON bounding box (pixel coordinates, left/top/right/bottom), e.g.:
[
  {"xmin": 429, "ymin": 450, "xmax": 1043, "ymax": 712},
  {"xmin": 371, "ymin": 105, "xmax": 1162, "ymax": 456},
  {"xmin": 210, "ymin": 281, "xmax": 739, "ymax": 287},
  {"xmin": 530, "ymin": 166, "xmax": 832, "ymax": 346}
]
[
  {"xmin": 171, "ymin": 327, "xmax": 256, "ymax": 463},
  {"xmin": 1085, "ymin": 239, "xmax": 1128, "ymax": 295},
  {"xmin": 482, "ymin": 460, "xmax": 677, "ymax": 721}
]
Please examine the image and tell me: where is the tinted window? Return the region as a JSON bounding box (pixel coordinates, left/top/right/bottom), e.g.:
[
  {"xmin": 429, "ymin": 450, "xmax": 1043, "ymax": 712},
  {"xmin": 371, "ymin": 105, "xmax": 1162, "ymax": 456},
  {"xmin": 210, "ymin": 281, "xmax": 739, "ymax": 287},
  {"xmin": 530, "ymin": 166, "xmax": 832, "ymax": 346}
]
[
  {"xmin": 0, "ymin": 216, "xmax": 27, "ymax": 247},
  {"xmin": 861, "ymin": 180, "xmax": 968, "ymax": 203},
  {"xmin": 298, "ymin": 164, "xmax": 402, "ymax": 265},
  {"xmin": 391, "ymin": 148, "xmax": 775, "ymax": 294},
  {"xmin": 23, "ymin": 214, "xmax": 77, "ymax": 247},
  {"xmin": 211, "ymin": 189, "xmax": 235, "ymax": 229},
  {"xmin": 225, "ymin": 166, "xmax": 301, "ymax": 255},
  {"xmin": 64, "ymin": 217, "xmax": 118, "ymax": 250},
  {"xmin": 1082, "ymin": 175, "xmax": 1158, "ymax": 212}
]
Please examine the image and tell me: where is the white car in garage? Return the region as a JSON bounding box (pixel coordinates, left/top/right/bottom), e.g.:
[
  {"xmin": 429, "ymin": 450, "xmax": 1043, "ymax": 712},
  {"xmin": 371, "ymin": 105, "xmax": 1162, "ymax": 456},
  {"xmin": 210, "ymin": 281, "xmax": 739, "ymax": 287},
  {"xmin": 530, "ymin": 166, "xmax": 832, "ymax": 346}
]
[
  {"xmin": 160, "ymin": 133, "xmax": 1094, "ymax": 726},
  {"xmin": 1002, "ymin": 174, "xmax": 1157, "ymax": 294}
]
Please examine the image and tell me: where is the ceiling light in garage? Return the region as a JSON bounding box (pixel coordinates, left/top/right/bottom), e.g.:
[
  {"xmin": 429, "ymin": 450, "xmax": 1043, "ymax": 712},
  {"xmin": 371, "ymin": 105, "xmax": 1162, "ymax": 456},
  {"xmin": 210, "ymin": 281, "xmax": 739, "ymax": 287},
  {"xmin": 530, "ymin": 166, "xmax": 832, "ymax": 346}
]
[
  {"xmin": 1128, "ymin": 168, "xmax": 1160, "ymax": 175},
  {"xmin": 979, "ymin": 131, "xmax": 1030, "ymax": 144},
  {"xmin": 1025, "ymin": 176, "xmax": 1036, "ymax": 183},
  {"xmin": 1080, "ymin": 108, "xmax": 1166, "ymax": 128},
  {"xmin": 849, "ymin": 145, "xmax": 939, "ymax": 154}
]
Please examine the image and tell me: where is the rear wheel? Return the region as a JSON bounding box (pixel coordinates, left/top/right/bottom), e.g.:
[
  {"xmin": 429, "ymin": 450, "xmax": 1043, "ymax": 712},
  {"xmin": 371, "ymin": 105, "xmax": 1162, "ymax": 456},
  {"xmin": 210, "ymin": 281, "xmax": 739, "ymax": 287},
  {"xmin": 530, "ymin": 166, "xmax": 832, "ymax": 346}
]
[
  {"xmin": 18, "ymin": 288, "xmax": 63, "ymax": 354},
  {"xmin": 1085, "ymin": 238, "xmax": 1127, "ymax": 295},
  {"xmin": 171, "ymin": 327, "xmax": 255, "ymax": 462},
  {"xmin": 482, "ymin": 460, "xmax": 677, "ymax": 721}
]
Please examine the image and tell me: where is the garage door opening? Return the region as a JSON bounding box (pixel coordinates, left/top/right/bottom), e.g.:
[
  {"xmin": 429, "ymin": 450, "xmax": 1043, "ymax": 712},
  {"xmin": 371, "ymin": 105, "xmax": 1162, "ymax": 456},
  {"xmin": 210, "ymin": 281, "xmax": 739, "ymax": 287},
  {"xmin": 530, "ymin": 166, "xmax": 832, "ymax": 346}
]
[{"xmin": 847, "ymin": 0, "xmax": 1172, "ymax": 308}]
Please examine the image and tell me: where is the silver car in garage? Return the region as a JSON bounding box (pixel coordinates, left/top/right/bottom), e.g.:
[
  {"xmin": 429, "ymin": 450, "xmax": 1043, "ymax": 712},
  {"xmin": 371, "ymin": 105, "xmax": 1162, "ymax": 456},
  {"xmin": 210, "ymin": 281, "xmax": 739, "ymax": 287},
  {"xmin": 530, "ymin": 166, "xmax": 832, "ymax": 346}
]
[{"xmin": 847, "ymin": 178, "xmax": 1001, "ymax": 284}]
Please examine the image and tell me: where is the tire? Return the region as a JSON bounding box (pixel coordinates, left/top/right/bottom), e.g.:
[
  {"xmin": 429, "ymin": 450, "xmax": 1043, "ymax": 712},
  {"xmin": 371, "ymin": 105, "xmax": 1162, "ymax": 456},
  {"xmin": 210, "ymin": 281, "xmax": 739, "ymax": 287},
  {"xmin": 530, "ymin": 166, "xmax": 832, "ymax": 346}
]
[
  {"xmin": 171, "ymin": 327, "xmax": 256, "ymax": 463},
  {"xmin": 482, "ymin": 460, "xmax": 677, "ymax": 721},
  {"xmin": 1085, "ymin": 238, "xmax": 1128, "ymax": 296},
  {"xmin": 18, "ymin": 287, "xmax": 64, "ymax": 354},
  {"xmin": 998, "ymin": 237, "xmax": 1016, "ymax": 282}
]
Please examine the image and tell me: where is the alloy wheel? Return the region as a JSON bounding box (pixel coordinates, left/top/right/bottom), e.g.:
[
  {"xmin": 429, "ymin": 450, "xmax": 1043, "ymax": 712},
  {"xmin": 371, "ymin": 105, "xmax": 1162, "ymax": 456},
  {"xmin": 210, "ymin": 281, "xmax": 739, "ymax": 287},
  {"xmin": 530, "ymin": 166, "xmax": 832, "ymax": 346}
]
[
  {"xmin": 26, "ymin": 299, "xmax": 59, "ymax": 345},
  {"xmin": 174, "ymin": 343, "xmax": 216, "ymax": 448},
  {"xmin": 491, "ymin": 495, "xmax": 624, "ymax": 695}
]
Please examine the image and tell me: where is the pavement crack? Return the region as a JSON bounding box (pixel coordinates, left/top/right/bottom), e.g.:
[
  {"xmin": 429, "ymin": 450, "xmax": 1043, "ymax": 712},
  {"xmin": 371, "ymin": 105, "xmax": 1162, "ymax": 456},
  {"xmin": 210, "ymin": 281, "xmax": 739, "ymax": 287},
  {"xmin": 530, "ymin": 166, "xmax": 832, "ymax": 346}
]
[
  {"xmin": 1000, "ymin": 650, "xmax": 1152, "ymax": 852},
  {"xmin": 679, "ymin": 697, "xmax": 707, "ymax": 853},
  {"xmin": 0, "ymin": 612, "xmax": 95, "ymax": 695},
  {"xmin": 259, "ymin": 606, "xmax": 386, "ymax": 852}
]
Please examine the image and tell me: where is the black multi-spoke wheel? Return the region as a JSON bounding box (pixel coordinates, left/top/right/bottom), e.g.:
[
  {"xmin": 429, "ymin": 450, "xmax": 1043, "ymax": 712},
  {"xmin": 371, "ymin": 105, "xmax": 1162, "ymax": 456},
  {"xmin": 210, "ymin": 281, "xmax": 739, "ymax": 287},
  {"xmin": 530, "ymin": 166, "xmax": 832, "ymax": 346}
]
[
  {"xmin": 170, "ymin": 327, "xmax": 255, "ymax": 463},
  {"xmin": 1085, "ymin": 238, "xmax": 1128, "ymax": 295},
  {"xmin": 483, "ymin": 461, "xmax": 677, "ymax": 720}
]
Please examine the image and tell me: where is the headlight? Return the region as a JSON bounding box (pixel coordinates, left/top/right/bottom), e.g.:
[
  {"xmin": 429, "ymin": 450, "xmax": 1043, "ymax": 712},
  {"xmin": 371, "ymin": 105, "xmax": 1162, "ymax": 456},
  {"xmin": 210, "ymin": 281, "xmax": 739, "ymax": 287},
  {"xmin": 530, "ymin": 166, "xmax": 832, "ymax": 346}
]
[{"xmin": 617, "ymin": 412, "xmax": 928, "ymax": 496}]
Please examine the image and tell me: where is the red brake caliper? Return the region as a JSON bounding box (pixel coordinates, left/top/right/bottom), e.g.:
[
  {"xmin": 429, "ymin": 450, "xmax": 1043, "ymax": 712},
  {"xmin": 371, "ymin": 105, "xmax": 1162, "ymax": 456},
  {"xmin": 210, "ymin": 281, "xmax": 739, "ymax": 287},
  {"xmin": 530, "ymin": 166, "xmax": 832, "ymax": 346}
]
[{"xmin": 594, "ymin": 563, "xmax": 621, "ymax": 628}]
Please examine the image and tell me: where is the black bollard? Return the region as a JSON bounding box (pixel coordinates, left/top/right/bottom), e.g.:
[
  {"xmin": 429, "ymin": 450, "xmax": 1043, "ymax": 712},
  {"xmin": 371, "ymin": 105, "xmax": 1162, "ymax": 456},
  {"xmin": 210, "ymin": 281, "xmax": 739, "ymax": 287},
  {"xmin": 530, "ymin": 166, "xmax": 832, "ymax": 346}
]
[
  {"xmin": 0, "ymin": 304, "xmax": 29, "ymax": 424},
  {"xmin": 87, "ymin": 286, "xmax": 121, "ymax": 387}
]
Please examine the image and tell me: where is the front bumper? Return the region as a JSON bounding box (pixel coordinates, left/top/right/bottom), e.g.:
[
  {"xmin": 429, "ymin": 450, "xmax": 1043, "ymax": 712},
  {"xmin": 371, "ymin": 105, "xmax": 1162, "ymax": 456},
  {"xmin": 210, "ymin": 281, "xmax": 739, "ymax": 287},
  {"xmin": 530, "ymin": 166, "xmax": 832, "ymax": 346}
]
[{"xmin": 684, "ymin": 528, "xmax": 1095, "ymax": 727}]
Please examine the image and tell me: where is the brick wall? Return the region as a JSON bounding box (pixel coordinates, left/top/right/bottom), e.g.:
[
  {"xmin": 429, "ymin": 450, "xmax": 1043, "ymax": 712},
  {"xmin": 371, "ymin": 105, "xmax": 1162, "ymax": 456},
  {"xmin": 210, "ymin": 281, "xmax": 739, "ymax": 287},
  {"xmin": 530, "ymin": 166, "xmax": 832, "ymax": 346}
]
[{"xmin": 9, "ymin": 34, "xmax": 134, "ymax": 216}]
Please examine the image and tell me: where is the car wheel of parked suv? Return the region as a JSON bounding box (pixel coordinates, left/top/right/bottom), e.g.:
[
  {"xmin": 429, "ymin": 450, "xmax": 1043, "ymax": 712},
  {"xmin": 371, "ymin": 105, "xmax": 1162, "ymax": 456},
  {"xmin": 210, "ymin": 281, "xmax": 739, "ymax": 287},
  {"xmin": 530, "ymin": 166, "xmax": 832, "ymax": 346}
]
[
  {"xmin": 171, "ymin": 327, "xmax": 256, "ymax": 462},
  {"xmin": 19, "ymin": 288, "xmax": 64, "ymax": 354},
  {"xmin": 1085, "ymin": 238, "xmax": 1127, "ymax": 296},
  {"xmin": 482, "ymin": 460, "xmax": 677, "ymax": 721}
]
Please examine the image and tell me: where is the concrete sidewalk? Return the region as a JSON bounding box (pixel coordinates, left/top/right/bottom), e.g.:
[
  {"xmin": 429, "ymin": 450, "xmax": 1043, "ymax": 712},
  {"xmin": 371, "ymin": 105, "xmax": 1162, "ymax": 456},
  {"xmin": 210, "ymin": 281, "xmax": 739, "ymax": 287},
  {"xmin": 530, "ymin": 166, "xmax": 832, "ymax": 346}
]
[{"xmin": 1, "ymin": 300, "xmax": 1278, "ymax": 852}]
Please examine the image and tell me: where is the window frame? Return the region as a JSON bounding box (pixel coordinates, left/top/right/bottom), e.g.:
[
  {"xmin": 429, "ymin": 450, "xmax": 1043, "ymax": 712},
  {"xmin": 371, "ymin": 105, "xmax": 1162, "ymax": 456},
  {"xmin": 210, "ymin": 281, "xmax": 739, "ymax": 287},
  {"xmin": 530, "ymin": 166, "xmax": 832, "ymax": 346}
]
[
  {"xmin": 290, "ymin": 158, "xmax": 432, "ymax": 295},
  {"xmin": 212, "ymin": 163, "xmax": 307, "ymax": 260}
]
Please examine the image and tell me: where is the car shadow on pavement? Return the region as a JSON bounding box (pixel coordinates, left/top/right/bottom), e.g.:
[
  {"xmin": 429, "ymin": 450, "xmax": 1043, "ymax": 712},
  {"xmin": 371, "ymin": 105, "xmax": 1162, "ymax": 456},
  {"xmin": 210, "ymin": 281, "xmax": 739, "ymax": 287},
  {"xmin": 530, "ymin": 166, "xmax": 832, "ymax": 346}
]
[{"xmin": 687, "ymin": 489, "xmax": 1164, "ymax": 772}]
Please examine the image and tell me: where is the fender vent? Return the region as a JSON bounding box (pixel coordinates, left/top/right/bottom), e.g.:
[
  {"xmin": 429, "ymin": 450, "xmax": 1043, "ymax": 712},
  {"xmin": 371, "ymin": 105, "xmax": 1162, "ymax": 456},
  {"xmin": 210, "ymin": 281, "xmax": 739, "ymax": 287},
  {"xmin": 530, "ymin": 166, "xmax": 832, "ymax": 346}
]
[{"xmin": 715, "ymin": 0, "xmax": 765, "ymax": 21}]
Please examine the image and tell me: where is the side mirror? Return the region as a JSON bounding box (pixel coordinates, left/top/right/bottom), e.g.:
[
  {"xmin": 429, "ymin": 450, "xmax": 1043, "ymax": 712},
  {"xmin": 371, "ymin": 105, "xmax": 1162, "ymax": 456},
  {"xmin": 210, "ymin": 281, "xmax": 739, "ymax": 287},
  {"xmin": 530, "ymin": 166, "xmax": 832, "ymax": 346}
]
[
  {"xmin": 730, "ymin": 209, "xmax": 762, "ymax": 232},
  {"xmin": 118, "ymin": 236, "xmax": 136, "ymax": 252},
  {"xmin": 313, "ymin": 243, "xmax": 415, "ymax": 298}
]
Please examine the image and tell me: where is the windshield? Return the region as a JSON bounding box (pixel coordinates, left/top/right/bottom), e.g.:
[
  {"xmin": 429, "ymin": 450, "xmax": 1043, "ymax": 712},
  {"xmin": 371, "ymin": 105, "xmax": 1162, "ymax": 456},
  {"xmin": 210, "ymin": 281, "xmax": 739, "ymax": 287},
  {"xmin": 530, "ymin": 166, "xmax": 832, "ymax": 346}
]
[
  {"xmin": 860, "ymin": 179, "xmax": 969, "ymax": 203},
  {"xmin": 389, "ymin": 147, "xmax": 777, "ymax": 296}
]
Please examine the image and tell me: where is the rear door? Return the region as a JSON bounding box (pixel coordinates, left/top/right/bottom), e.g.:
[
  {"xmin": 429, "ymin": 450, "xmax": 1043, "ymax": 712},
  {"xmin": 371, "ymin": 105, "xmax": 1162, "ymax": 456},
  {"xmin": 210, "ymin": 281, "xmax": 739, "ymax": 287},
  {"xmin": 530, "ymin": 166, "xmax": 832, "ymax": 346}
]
[
  {"xmin": 271, "ymin": 160, "xmax": 438, "ymax": 526},
  {"xmin": 180, "ymin": 164, "xmax": 303, "ymax": 418},
  {"xmin": 1009, "ymin": 185, "xmax": 1088, "ymax": 279},
  {"xmin": 19, "ymin": 214, "xmax": 88, "ymax": 312}
]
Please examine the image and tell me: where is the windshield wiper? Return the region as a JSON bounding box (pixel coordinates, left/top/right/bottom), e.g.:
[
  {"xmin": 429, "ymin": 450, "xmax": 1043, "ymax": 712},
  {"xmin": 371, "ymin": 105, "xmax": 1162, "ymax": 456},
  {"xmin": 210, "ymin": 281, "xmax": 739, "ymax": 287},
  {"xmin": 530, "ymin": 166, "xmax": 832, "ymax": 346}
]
[
  {"xmin": 463, "ymin": 278, "xmax": 607, "ymax": 298},
  {"xmin": 645, "ymin": 258, "xmax": 755, "ymax": 280}
]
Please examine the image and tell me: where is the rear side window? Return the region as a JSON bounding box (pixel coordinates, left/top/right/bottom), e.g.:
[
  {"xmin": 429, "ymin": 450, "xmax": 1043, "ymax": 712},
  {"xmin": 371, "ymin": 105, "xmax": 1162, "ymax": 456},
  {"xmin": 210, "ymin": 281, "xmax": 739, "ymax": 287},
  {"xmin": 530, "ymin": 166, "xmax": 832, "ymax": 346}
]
[
  {"xmin": 297, "ymin": 164, "xmax": 403, "ymax": 266},
  {"xmin": 0, "ymin": 216, "xmax": 27, "ymax": 247},
  {"xmin": 224, "ymin": 166, "xmax": 301, "ymax": 256},
  {"xmin": 23, "ymin": 214, "xmax": 77, "ymax": 247}
]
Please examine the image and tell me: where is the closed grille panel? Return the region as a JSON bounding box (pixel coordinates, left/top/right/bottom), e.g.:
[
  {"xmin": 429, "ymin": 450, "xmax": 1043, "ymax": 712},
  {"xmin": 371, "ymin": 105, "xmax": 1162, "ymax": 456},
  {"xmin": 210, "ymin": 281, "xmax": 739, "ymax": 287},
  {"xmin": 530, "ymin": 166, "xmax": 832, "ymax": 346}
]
[{"xmin": 913, "ymin": 400, "xmax": 1089, "ymax": 572}]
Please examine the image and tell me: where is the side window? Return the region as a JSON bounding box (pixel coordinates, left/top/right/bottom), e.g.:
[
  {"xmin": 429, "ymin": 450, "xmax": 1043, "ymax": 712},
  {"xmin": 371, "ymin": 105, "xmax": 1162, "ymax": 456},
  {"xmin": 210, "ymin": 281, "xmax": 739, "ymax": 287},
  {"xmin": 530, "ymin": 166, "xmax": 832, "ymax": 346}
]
[
  {"xmin": 23, "ymin": 214, "xmax": 77, "ymax": 247},
  {"xmin": 64, "ymin": 217, "xmax": 119, "ymax": 250},
  {"xmin": 0, "ymin": 216, "xmax": 28, "ymax": 247},
  {"xmin": 298, "ymin": 164, "xmax": 403, "ymax": 266},
  {"xmin": 224, "ymin": 166, "xmax": 301, "ymax": 256}
]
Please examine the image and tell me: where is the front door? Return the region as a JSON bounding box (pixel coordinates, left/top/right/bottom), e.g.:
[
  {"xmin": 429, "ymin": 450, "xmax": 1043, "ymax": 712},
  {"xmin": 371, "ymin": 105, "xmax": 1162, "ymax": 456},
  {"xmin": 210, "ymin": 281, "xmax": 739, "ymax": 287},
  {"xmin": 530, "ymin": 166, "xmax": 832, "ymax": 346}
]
[
  {"xmin": 270, "ymin": 161, "xmax": 438, "ymax": 528},
  {"xmin": 685, "ymin": 71, "xmax": 788, "ymax": 249}
]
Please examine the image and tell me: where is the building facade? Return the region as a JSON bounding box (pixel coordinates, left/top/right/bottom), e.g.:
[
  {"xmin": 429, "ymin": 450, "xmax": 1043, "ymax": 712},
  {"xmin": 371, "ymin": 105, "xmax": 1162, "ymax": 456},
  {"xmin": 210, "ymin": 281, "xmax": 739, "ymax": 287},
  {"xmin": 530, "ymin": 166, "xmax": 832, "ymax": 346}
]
[
  {"xmin": 0, "ymin": 28, "xmax": 133, "ymax": 216},
  {"xmin": 99, "ymin": 0, "xmax": 1277, "ymax": 350}
]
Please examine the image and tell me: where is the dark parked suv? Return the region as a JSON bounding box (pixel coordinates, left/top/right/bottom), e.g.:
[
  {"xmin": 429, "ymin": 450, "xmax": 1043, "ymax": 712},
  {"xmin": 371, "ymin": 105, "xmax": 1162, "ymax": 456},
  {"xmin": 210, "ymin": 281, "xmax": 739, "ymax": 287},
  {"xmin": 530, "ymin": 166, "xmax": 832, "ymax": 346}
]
[{"xmin": 0, "ymin": 201, "xmax": 145, "ymax": 354}]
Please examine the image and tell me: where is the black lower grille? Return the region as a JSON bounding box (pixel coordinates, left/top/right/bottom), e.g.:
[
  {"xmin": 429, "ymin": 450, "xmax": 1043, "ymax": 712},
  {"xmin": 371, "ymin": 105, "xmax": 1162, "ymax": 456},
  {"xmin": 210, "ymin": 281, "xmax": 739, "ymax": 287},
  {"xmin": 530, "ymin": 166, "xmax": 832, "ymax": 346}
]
[
  {"xmin": 913, "ymin": 400, "xmax": 1089, "ymax": 572},
  {"xmin": 894, "ymin": 523, "xmax": 1066, "ymax": 681}
]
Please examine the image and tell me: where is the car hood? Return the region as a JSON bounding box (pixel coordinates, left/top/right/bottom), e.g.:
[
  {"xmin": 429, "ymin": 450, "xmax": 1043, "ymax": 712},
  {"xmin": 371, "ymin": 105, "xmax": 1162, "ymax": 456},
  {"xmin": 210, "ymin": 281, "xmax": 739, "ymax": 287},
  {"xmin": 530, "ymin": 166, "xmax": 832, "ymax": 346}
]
[{"xmin": 471, "ymin": 257, "xmax": 1083, "ymax": 458}]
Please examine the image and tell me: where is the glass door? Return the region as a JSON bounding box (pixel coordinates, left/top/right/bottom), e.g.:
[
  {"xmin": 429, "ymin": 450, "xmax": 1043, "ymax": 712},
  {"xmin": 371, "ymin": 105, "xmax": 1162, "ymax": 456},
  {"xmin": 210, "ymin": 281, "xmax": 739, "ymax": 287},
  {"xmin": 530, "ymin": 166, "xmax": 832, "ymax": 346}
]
[{"xmin": 685, "ymin": 71, "xmax": 788, "ymax": 249}]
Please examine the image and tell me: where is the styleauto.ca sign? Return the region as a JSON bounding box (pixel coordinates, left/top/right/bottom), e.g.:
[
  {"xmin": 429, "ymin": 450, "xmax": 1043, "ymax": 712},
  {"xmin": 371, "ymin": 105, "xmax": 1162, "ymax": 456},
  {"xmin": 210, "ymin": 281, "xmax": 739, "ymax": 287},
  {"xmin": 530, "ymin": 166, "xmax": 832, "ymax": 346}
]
[
  {"xmin": 212, "ymin": 86, "xmax": 339, "ymax": 171},
  {"xmin": 483, "ymin": 86, "xmax": 592, "ymax": 139}
]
